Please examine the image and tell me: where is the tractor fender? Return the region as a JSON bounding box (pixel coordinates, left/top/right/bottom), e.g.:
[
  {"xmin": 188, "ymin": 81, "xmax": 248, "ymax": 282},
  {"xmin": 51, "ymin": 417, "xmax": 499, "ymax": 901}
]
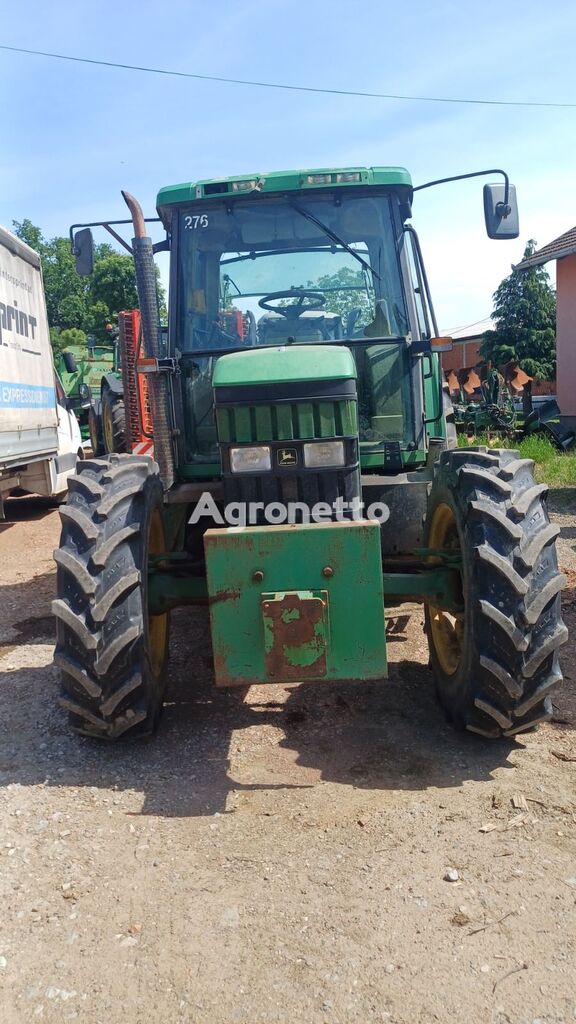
[{"xmin": 101, "ymin": 372, "xmax": 124, "ymax": 398}]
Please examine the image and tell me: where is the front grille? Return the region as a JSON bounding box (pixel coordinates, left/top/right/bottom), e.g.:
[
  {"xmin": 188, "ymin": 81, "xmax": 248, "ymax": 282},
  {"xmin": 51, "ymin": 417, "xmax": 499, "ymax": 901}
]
[
  {"xmin": 215, "ymin": 397, "xmax": 357, "ymax": 444},
  {"xmin": 215, "ymin": 389, "xmax": 360, "ymax": 521}
]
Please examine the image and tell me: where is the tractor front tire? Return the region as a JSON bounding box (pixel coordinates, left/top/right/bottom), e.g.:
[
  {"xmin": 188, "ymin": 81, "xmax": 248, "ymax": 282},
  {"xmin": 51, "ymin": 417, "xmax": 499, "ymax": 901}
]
[
  {"xmin": 53, "ymin": 454, "xmax": 169, "ymax": 740},
  {"xmin": 424, "ymin": 447, "xmax": 567, "ymax": 738},
  {"xmin": 102, "ymin": 386, "xmax": 126, "ymax": 454},
  {"xmin": 88, "ymin": 400, "xmax": 105, "ymax": 455}
]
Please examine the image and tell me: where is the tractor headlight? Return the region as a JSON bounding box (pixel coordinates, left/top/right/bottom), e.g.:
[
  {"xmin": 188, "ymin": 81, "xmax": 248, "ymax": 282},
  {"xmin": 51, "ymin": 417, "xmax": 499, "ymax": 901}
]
[
  {"xmin": 303, "ymin": 441, "xmax": 345, "ymax": 468},
  {"xmin": 79, "ymin": 383, "xmax": 91, "ymax": 401},
  {"xmin": 230, "ymin": 446, "xmax": 271, "ymax": 473}
]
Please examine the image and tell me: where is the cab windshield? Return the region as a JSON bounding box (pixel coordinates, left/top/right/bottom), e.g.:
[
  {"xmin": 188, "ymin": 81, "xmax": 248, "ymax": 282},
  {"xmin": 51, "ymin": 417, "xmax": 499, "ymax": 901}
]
[
  {"xmin": 176, "ymin": 192, "xmax": 408, "ymax": 351},
  {"xmin": 175, "ymin": 192, "xmax": 417, "ymax": 459}
]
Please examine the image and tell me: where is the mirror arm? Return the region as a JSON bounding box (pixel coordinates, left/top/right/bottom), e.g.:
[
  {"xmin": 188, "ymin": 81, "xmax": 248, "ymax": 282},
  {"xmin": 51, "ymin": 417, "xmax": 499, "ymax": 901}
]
[
  {"xmin": 414, "ymin": 168, "xmax": 510, "ymax": 211},
  {"xmin": 102, "ymin": 223, "xmax": 133, "ymax": 254},
  {"xmin": 69, "ymin": 217, "xmax": 161, "ymax": 256}
]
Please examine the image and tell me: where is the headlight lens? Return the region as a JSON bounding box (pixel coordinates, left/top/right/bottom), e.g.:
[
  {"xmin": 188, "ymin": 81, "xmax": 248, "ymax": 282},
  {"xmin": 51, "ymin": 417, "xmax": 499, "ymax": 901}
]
[
  {"xmin": 303, "ymin": 441, "xmax": 345, "ymax": 468},
  {"xmin": 78, "ymin": 383, "xmax": 91, "ymax": 401},
  {"xmin": 230, "ymin": 446, "xmax": 271, "ymax": 473}
]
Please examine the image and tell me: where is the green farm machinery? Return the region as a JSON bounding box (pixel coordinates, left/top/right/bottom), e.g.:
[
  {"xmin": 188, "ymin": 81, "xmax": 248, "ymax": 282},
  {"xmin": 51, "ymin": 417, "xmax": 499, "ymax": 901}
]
[
  {"xmin": 54, "ymin": 329, "xmax": 126, "ymax": 454},
  {"xmin": 53, "ymin": 166, "xmax": 566, "ymax": 741},
  {"xmin": 449, "ymin": 362, "xmax": 575, "ymax": 449},
  {"xmin": 449, "ymin": 363, "xmax": 518, "ymax": 436}
]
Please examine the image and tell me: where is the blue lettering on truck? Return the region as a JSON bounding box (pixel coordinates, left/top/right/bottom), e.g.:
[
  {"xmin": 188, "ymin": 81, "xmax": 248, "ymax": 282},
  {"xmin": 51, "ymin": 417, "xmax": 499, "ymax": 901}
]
[{"xmin": 0, "ymin": 380, "xmax": 55, "ymax": 408}]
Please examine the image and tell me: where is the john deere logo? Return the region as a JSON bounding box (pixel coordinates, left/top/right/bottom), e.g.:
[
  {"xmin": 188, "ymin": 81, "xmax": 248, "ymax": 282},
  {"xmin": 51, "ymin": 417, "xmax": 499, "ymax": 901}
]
[{"xmin": 277, "ymin": 447, "xmax": 298, "ymax": 466}]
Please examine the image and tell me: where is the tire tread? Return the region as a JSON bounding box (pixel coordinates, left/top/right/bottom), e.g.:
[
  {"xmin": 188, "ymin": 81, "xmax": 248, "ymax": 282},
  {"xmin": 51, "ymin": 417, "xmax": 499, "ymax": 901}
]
[{"xmin": 425, "ymin": 446, "xmax": 566, "ymax": 738}]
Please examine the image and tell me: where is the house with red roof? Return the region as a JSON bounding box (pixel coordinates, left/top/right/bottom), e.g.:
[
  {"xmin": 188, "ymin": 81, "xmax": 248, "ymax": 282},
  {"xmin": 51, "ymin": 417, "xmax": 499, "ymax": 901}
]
[{"xmin": 515, "ymin": 227, "xmax": 576, "ymax": 428}]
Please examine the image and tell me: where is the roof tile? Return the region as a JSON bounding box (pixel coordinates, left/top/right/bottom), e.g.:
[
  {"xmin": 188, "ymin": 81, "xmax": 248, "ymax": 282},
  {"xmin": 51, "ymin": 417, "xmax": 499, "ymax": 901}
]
[{"xmin": 515, "ymin": 226, "xmax": 576, "ymax": 270}]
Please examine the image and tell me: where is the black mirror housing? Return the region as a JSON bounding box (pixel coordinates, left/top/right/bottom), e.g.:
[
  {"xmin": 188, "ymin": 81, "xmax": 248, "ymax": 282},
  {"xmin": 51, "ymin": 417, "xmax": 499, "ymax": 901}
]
[
  {"xmin": 62, "ymin": 351, "xmax": 78, "ymax": 374},
  {"xmin": 74, "ymin": 227, "xmax": 94, "ymax": 275},
  {"xmin": 483, "ymin": 183, "xmax": 519, "ymax": 239}
]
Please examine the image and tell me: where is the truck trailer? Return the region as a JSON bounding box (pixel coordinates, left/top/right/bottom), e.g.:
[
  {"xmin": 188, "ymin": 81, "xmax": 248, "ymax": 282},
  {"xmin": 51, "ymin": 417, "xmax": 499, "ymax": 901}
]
[{"xmin": 0, "ymin": 225, "xmax": 82, "ymax": 516}]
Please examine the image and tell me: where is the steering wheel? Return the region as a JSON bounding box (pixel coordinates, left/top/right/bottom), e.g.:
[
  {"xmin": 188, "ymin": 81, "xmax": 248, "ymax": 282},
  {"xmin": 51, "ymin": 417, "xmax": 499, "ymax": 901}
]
[{"xmin": 258, "ymin": 289, "xmax": 327, "ymax": 318}]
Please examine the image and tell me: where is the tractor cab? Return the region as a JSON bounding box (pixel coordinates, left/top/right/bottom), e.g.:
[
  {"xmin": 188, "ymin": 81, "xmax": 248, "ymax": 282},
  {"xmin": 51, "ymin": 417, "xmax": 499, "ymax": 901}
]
[{"xmin": 157, "ymin": 169, "xmax": 422, "ymax": 469}]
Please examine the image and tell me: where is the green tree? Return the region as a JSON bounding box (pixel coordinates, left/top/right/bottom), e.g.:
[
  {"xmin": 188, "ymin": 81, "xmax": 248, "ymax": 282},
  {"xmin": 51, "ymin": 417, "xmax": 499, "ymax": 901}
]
[
  {"xmin": 480, "ymin": 240, "xmax": 557, "ymax": 380},
  {"xmin": 13, "ymin": 222, "xmax": 89, "ymax": 331},
  {"xmin": 12, "ymin": 218, "xmax": 45, "ymax": 254},
  {"xmin": 50, "ymin": 327, "xmax": 87, "ymax": 354},
  {"xmin": 60, "ymin": 327, "xmax": 87, "ymax": 348},
  {"xmin": 305, "ymin": 266, "xmax": 373, "ymax": 326},
  {"xmin": 12, "ymin": 220, "xmax": 166, "ymax": 345},
  {"xmin": 87, "ymin": 251, "xmax": 139, "ymax": 332}
]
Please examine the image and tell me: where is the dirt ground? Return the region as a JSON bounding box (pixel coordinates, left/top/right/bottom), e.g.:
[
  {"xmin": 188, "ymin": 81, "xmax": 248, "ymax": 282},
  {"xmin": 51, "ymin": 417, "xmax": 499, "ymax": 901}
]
[{"xmin": 1, "ymin": 493, "xmax": 575, "ymax": 1024}]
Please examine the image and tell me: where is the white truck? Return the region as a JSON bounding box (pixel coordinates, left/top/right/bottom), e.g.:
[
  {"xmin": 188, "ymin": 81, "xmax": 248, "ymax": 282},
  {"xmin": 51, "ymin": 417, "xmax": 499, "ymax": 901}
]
[{"xmin": 0, "ymin": 225, "xmax": 82, "ymax": 516}]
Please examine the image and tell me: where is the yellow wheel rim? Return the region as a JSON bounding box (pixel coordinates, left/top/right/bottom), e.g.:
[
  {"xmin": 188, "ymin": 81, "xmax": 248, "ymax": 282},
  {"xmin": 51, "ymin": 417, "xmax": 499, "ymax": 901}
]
[
  {"xmin": 427, "ymin": 502, "xmax": 464, "ymax": 677},
  {"xmin": 103, "ymin": 402, "xmax": 114, "ymax": 454},
  {"xmin": 148, "ymin": 506, "xmax": 168, "ymax": 677}
]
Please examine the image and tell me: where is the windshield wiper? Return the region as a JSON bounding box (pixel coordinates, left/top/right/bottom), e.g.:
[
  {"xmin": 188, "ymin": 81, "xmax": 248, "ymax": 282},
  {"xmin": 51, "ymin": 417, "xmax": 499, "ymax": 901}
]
[{"xmin": 289, "ymin": 199, "xmax": 381, "ymax": 283}]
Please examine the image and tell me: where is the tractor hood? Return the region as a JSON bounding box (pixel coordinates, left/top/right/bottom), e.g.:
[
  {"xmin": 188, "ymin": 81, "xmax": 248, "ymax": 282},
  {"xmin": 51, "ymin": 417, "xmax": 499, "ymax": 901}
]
[{"xmin": 212, "ymin": 345, "xmax": 357, "ymax": 388}]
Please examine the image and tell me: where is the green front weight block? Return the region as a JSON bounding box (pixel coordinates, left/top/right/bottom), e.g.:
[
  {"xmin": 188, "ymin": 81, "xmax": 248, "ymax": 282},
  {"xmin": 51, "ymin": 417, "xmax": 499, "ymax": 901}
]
[{"xmin": 204, "ymin": 520, "xmax": 386, "ymax": 687}]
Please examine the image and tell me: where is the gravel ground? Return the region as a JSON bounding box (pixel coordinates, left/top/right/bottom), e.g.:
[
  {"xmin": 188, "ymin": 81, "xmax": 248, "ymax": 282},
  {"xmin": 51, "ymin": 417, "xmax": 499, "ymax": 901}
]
[{"xmin": 0, "ymin": 493, "xmax": 575, "ymax": 1024}]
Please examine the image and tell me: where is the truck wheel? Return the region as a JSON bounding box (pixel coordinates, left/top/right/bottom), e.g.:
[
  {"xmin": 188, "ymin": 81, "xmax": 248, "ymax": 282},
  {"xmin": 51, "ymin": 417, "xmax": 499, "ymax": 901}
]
[
  {"xmin": 88, "ymin": 400, "xmax": 105, "ymax": 455},
  {"xmin": 53, "ymin": 454, "xmax": 169, "ymax": 739},
  {"xmin": 424, "ymin": 447, "xmax": 567, "ymax": 737},
  {"xmin": 102, "ymin": 386, "xmax": 126, "ymax": 454}
]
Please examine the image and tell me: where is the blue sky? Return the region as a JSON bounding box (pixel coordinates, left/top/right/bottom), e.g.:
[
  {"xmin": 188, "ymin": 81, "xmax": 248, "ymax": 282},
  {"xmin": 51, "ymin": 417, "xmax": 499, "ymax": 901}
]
[{"xmin": 2, "ymin": 0, "xmax": 575, "ymax": 331}]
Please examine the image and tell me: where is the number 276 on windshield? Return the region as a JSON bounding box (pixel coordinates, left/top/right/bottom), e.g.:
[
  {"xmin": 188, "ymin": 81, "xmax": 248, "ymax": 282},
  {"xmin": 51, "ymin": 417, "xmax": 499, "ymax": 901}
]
[{"xmin": 184, "ymin": 215, "xmax": 209, "ymax": 229}]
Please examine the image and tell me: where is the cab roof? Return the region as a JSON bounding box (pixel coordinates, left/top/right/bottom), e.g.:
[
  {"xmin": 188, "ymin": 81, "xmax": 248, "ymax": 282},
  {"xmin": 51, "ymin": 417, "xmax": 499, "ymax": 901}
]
[{"xmin": 156, "ymin": 166, "xmax": 412, "ymax": 215}]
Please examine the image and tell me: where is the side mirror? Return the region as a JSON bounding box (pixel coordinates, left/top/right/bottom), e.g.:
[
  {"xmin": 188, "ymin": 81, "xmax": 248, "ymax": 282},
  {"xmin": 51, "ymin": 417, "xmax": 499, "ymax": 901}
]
[
  {"xmin": 62, "ymin": 351, "xmax": 78, "ymax": 374},
  {"xmin": 483, "ymin": 183, "xmax": 519, "ymax": 239},
  {"xmin": 73, "ymin": 227, "xmax": 94, "ymax": 276}
]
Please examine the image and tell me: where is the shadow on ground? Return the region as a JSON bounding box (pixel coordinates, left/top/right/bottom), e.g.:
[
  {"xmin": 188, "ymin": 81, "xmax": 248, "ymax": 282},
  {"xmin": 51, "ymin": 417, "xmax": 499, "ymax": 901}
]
[
  {"xmin": 0, "ymin": 494, "xmax": 59, "ymax": 532},
  {"xmin": 548, "ymin": 487, "xmax": 576, "ymax": 513},
  {"xmin": 0, "ymin": 576, "xmax": 535, "ymax": 816}
]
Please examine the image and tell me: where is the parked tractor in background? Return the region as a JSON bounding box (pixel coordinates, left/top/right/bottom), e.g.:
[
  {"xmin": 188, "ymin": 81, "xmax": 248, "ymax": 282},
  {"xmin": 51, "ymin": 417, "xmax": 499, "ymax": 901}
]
[
  {"xmin": 54, "ymin": 324, "xmax": 126, "ymax": 454},
  {"xmin": 53, "ymin": 166, "xmax": 566, "ymax": 744},
  {"xmin": 85, "ymin": 323, "xmax": 127, "ymax": 456},
  {"xmin": 82, "ymin": 318, "xmax": 165, "ymax": 456}
]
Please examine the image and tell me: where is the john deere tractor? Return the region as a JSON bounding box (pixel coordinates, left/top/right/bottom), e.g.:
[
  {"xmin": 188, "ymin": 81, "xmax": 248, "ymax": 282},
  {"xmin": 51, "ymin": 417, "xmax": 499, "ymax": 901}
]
[
  {"xmin": 53, "ymin": 166, "xmax": 566, "ymax": 741},
  {"xmin": 54, "ymin": 330, "xmax": 126, "ymax": 455},
  {"xmin": 86, "ymin": 323, "xmax": 126, "ymax": 457}
]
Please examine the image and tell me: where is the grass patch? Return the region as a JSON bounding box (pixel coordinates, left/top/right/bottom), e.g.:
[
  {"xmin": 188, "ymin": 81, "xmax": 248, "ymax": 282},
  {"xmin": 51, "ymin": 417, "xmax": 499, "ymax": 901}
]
[{"xmin": 456, "ymin": 432, "xmax": 576, "ymax": 488}]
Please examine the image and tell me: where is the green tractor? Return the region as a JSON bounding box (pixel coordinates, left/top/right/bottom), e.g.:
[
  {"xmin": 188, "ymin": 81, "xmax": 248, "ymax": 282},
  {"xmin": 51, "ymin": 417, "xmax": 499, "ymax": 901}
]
[
  {"xmin": 86, "ymin": 325, "xmax": 127, "ymax": 458},
  {"xmin": 54, "ymin": 331, "xmax": 126, "ymax": 454},
  {"xmin": 53, "ymin": 166, "xmax": 566, "ymax": 741}
]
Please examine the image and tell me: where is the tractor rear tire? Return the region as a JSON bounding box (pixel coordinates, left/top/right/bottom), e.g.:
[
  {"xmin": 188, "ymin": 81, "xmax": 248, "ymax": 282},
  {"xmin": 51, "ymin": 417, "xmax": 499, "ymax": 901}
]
[
  {"xmin": 102, "ymin": 386, "xmax": 126, "ymax": 454},
  {"xmin": 88, "ymin": 400, "xmax": 105, "ymax": 455},
  {"xmin": 53, "ymin": 454, "xmax": 169, "ymax": 740},
  {"xmin": 424, "ymin": 447, "xmax": 567, "ymax": 737}
]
